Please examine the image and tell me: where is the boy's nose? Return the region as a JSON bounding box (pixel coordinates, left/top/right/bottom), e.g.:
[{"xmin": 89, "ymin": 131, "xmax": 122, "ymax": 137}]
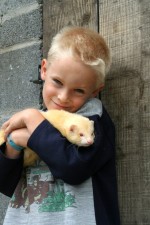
[{"xmin": 58, "ymin": 90, "xmax": 69, "ymax": 103}]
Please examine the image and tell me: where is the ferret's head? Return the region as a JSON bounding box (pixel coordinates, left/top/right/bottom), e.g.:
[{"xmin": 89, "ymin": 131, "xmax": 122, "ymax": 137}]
[{"xmin": 65, "ymin": 117, "xmax": 95, "ymax": 147}]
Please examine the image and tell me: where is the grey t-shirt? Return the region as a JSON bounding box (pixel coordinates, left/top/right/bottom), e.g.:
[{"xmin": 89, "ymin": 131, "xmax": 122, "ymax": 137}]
[{"xmin": 3, "ymin": 98, "xmax": 102, "ymax": 225}]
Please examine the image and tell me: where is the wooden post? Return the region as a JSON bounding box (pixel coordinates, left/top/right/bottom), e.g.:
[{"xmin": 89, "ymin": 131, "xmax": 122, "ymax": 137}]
[
  {"xmin": 43, "ymin": 0, "xmax": 150, "ymax": 224},
  {"xmin": 99, "ymin": 0, "xmax": 150, "ymax": 224},
  {"xmin": 43, "ymin": 0, "xmax": 98, "ymax": 57}
]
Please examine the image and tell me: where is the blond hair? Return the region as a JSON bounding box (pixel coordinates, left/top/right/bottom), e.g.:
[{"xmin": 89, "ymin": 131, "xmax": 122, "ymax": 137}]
[{"xmin": 47, "ymin": 26, "xmax": 111, "ymax": 86}]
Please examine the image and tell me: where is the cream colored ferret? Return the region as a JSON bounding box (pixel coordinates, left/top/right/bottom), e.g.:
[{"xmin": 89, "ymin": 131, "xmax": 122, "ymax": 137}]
[{"xmin": 0, "ymin": 110, "xmax": 95, "ymax": 167}]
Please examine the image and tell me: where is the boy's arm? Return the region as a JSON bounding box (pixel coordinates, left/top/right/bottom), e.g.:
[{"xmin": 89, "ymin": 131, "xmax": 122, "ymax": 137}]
[
  {"xmin": 0, "ymin": 109, "xmax": 44, "ymax": 196},
  {"xmin": 2, "ymin": 109, "xmax": 45, "ymax": 139},
  {"xmin": 0, "ymin": 105, "xmax": 115, "ymax": 189},
  {"xmin": 0, "ymin": 143, "xmax": 24, "ymax": 197},
  {"xmin": 0, "ymin": 126, "xmax": 34, "ymax": 197},
  {"xmin": 27, "ymin": 108, "xmax": 115, "ymax": 185}
]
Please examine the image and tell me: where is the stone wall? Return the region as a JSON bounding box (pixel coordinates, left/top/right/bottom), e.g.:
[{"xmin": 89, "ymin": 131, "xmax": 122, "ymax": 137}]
[{"xmin": 0, "ymin": 0, "xmax": 42, "ymax": 223}]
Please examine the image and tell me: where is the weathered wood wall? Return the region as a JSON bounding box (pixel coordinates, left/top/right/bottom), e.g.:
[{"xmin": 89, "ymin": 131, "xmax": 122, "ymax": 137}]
[
  {"xmin": 43, "ymin": 0, "xmax": 98, "ymax": 57},
  {"xmin": 100, "ymin": 1, "xmax": 150, "ymax": 224},
  {"xmin": 43, "ymin": 0, "xmax": 150, "ymax": 224}
]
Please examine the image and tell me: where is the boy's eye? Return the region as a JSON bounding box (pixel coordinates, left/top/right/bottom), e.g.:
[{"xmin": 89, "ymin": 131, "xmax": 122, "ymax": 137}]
[
  {"xmin": 75, "ymin": 89, "xmax": 85, "ymax": 94},
  {"xmin": 53, "ymin": 79, "xmax": 62, "ymax": 86}
]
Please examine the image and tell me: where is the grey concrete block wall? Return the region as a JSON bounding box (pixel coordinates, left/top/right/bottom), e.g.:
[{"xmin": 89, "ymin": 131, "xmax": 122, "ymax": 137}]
[
  {"xmin": 0, "ymin": 43, "xmax": 42, "ymax": 111},
  {"xmin": 0, "ymin": 9, "xmax": 42, "ymax": 48},
  {"xmin": 0, "ymin": 0, "xmax": 42, "ymax": 224}
]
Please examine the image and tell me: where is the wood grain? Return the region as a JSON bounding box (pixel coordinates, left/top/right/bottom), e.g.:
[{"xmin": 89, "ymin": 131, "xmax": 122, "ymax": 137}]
[
  {"xmin": 43, "ymin": 0, "xmax": 150, "ymax": 224},
  {"xmin": 99, "ymin": 0, "xmax": 150, "ymax": 224},
  {"xmin": 43, "ymin": 0, "xmax": 98, "ymax": 57}
]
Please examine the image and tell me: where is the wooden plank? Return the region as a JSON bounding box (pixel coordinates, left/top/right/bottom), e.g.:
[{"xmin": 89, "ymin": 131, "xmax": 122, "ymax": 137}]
[
  {"xmin": 43, "ymin": 0, "xmax": 150, "ymax": 223},
  {"xmin": 98, "ymin": 0, "xmax": 150, "ymax": 224},
  {"xmin": 139, "ymin": 0, "xmax": 150, "ymax": 223},
  {"xmin": 43, "ymin": 0, "xmax": 98, "ymax": 57}
]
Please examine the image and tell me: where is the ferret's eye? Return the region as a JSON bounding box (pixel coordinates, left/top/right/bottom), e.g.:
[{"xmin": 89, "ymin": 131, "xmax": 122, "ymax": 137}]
[{"xmin": 80, "ymin": 133, "xmax": 84, "ymax": 137}]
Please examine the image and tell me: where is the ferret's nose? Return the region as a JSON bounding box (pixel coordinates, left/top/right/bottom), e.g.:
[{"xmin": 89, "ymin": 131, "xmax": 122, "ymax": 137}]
[{"xmin": 87, "ymin": 139, "xmax": 93, "ymax": 145}]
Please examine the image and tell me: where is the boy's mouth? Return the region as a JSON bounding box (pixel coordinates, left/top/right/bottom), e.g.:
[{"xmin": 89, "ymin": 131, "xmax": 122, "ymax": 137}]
[{"xmin": 52, "ymin": 100, "xmax": 69, "ymax": 110}]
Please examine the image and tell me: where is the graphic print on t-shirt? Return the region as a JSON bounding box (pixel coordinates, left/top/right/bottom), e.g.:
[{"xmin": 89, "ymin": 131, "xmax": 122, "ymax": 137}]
[{"xmin": 9, "ymin": 162, "xmax": 76, "ymax": 213}]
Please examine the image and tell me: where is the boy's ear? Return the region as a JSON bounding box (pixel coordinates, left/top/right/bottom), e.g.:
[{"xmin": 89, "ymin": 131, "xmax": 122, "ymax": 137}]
[
  {"xmin": 92, "ymin": 84, "xmax": 104, "ymax": 97},
  {"xmin": 41, "ymin": 59, "xmax": 47, "ymax": 80}
]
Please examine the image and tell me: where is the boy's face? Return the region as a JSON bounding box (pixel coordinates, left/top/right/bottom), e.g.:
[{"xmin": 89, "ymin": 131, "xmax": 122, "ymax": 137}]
[{"xmin": 41, "ymin": 57, "xmax": 102, "ymax": 112}]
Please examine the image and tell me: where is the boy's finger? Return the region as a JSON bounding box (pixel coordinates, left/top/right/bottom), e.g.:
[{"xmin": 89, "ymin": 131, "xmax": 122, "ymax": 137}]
[{"xmin": 1, "ymin": 121, "xmax": 9, "ymax": 130}]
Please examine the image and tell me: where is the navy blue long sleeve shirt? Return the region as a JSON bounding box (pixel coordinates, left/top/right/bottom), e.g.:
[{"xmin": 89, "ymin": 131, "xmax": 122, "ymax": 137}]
[{"xmin": 0, "ymin": 106, "xmax": 120, "ymax": 225}]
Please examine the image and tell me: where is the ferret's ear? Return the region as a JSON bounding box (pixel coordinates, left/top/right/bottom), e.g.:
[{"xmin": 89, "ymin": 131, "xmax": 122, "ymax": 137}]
[
  {"xmin": 69, "ymin": 125, "xmax": 77, "ymax": 133},
  {"xmin": 91, "ymin": 121, "xmax": 94, "ymax": 125}
]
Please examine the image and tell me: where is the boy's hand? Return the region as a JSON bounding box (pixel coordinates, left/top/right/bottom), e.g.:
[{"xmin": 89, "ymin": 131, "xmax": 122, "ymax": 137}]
[
  {"xmin": 2, "ymin": 110, "xmax": 27, "ymax": 138},
  {"xmin": 1, "ymin": 109, "xmax": 45, "ymax": 159},
  {"xmin": 10, "ymin": 128, "xmax": 30, "ymax": 147},
  {"xmin": 2, "ymin": 108, "xmax": 45, "ymax": 138},
  {"xmin": 5, "ymin": 128, "xmax": 29, "ymax": 159}
]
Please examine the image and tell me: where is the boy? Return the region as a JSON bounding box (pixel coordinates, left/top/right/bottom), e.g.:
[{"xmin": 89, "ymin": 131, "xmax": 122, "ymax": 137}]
[{"xmin": 0, "ymin": 26, "xmax": 120, "ymax": 224}]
